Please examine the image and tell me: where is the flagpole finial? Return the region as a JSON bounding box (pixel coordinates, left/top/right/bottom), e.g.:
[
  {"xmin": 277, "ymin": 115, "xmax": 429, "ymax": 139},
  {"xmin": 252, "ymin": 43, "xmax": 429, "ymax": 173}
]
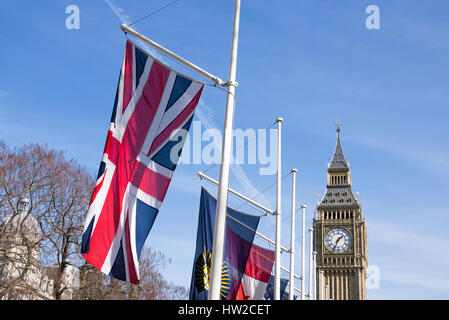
[{"xmin": 276, "ymin": 117, "xmax": 284, "ymax": 123}]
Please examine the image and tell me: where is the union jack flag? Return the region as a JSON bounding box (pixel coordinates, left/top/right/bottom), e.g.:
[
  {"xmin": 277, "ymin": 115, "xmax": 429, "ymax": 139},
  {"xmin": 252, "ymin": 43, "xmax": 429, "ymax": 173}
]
[{"xmin": 81, "ymin": 40, "xmax": 204, "ymax": 284}]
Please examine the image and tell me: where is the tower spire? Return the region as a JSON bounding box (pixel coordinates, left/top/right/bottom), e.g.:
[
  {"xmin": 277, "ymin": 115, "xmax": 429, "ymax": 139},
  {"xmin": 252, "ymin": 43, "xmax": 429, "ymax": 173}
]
[{"xmin": 329, "ymin": 119, "xmax": 349, "ymax": 172}]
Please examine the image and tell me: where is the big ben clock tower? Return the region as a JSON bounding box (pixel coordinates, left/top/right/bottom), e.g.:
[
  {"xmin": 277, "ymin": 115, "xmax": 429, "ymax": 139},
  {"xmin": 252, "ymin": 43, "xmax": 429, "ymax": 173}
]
[{"xmin": 314, "ymin": 123, "xmax": 367, "ymax": 300}]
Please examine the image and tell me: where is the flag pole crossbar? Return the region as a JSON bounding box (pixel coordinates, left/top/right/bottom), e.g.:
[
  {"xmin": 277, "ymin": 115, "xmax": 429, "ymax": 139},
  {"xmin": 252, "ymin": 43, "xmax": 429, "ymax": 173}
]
[
  {"xmin": 198, "ymin": 171, "xmax": 276, "ymax": 216},
  {"xmin": 227, "ymin": 214, "xmax": 303, "ymax": 281},
  {"xmin": 120, "ymin": 24, "xmax": 226, "ymax": 86},
  {"xmin": 199, "ymin": 171, "xmax": 304, "ymax": 283},
  {"xmin": 226, "ymin": 213, "xmax": 290, "ymax": 253}
]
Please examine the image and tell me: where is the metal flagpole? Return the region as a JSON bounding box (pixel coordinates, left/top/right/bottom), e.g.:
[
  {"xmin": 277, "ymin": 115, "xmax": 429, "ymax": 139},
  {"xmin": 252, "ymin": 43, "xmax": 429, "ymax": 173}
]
[
  {"xmin": 313, "ymin": 251, "xmax": 317, "ymax": 300},
  {"xmin": 308, "ymin": 227, "xmax": 314, "ymax": 300},
  {"xmin": 274, "ymin": 117, "xmax": 283, "ymax": 300},
  {"xmin": 200, "ymin": 170, "xmax": 306, "ymax": 295},
  {"xmin": 288, "ymin": 169, "xmax": 297, "ymax": 300},
  {"xmin": 227, "ymin": 214, "xmax": 305, "ymax": 294},
  {"xmin": 120, "ymin": 24, "xmax": 225, "ymax": 86},
  {"xmin": 208, "ymin": 0, "xmax": 241, "ymax": 300},
  {"xmin": 300, "ymin": 204, "xmax": 306, "ymax": 300},
  {"xmin": 198, "ymin": 171, "xmax": 291, "ymax": 251}
]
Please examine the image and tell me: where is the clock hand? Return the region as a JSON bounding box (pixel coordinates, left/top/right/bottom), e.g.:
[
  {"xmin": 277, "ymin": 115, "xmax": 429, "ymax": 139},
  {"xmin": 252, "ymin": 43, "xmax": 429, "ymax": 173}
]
[
  {"xmin": 335, "ymin": 235, "xmax": 344, "ymax": 248},
  {"xmin": 332, "ymin": 237, "xmax": 340, "ymax": 250}
]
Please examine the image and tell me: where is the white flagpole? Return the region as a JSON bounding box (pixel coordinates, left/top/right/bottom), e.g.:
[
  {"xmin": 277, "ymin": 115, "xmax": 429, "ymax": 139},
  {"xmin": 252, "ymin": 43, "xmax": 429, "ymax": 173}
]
[
  {"xmin": 208, "ymin": 0, "xmax": 241, "ymax": 300},
  {"xmin": 313, "ymin": 251, "xmax": 317, "ymax": 300},
  {"xmin": 300, "ymin": 204, "xmax": 306, "ymax": 300},
  {"xmin": 288, "ymin": 168, "xmax": 297, "ymax": 300},
  {"xmin": 308, "ymin": 227, "xmax": 314, "ymax": 300},
  {"xmin": 274, "ymin": 117, "xmax": 283, "ymax": 300},
  {"xmin": 120, "ymin": 24, "xmax": 225, "ymax": 86}
]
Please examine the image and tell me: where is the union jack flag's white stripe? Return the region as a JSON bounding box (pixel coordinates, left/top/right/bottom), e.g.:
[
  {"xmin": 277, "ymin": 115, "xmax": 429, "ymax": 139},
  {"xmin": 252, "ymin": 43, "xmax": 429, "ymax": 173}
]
[{"xmin": 81, "ymin": 40, "xmax": 204, "ymax": 284}]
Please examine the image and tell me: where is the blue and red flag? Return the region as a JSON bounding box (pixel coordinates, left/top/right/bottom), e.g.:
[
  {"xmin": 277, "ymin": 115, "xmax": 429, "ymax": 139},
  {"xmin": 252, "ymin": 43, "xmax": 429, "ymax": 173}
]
[
  {"xmin": 81, "ymin": 40, "xmax": 204, "ymax": 284},
  {"xmin": 236, "ymin": 243, "xmax": 275, "ymax": 300},
  {"xmin": 189, "ymin": 187, "xmax": 260, "ymax": 300}
]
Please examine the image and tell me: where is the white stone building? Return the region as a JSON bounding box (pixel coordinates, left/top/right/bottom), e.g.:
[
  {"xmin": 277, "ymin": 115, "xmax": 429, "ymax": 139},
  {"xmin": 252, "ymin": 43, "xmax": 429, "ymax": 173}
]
[{"xmin": 0, "ymin": 198, "xmax": 79, "ymax": 300}]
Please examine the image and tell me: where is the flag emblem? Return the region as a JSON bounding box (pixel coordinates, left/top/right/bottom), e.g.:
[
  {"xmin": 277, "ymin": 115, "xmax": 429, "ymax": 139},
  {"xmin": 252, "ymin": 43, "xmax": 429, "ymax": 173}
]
[
  {"xmin": 189, "ymin": 188, "xmax": 260, "ymax": 300},
  {"xmin": 81, "ymin": 40, "xmax": 204, "ymax": 284},
  {"xmin": 194, "ymin": 249, "xmax": 231, "ymax": 299}
]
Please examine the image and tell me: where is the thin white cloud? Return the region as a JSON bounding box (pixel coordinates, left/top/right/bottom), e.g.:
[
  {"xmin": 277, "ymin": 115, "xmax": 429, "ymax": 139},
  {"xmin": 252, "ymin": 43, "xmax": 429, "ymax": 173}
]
[
  {"xmin": 345, "ymin": 134, "xmax": 449, "ymax": 176},
  {"xmin": 369, "ymin": 220, "xmax": 449, "ymax": 266},
  {"xmin": 0, "ymin": 90, "xmax": 9, "ymax": 98},
  {"xmin": 196, "ymin": 100, "xmax": 271, "ymax": 208},
  {"xmin": 303, "ymin": 127, "xmax": 449, "ymax": 177},
  {"xmin": 381, "ymin": 271, "xmax": 449, "ymax": 293},
  {"xmin": 103, "ymin": 0, "xmax": 167, "ymax": 63},
  {"xmin": 368, "ymin": 220, "xmax": 449, "ymax": 292},
  {"xmin": 104, "ymin": 0, "xmax": 131, "ymax": 24}
]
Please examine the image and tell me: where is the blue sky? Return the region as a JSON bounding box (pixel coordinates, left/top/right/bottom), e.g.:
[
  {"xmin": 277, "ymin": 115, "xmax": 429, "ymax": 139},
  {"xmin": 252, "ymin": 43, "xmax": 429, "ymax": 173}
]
[{"xmin": 1, "ymin": 0, "xmax": 449, "ymax": 299}]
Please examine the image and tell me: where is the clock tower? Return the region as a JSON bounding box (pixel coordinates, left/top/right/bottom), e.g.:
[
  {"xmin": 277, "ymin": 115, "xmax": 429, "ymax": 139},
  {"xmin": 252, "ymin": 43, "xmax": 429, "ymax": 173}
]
[{"xmin": 313, "ymin": 124, "xmax": 367, "ymax": 300}]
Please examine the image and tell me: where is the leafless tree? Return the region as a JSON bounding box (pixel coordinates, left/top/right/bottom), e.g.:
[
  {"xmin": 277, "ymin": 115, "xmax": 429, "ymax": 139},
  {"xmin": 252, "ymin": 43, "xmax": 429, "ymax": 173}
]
[
  {"xmin": 0, "ymin": 141, "xmax": 189, "ymax": 300},
  {"xmin": 77, "ymin": 247, "xmax": 188, "ymax": 300},
  {"xmin": 38, "ymin": 152, "xmax": 94, "ymax": 299},
  {"xmin": 0, "ymin": 141, "xmax": 94, "ymax": 299},
  {"xmin": 134, "ymin": 247, "xmax": 189, "ymax": 300}
]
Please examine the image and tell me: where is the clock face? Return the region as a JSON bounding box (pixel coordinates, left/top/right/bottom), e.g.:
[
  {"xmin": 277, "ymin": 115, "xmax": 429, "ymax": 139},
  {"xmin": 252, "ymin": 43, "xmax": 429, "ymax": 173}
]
[{"xmin": 325, "ymin": 227, "xmax": 352, "ymax": 253}]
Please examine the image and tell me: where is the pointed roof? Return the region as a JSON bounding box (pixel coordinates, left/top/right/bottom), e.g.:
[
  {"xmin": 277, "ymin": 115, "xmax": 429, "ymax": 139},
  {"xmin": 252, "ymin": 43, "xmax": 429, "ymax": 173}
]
[
  {"xmin": 328, "ymin": 125, "xmax": 349, "ymax": 172},
  {"xmin": 317, "ymin": 122, "xmax": 360, "ymax": 210},
  {"xmin": 318, "ymin": 186, "xmax": 358, "ymax": 209}
]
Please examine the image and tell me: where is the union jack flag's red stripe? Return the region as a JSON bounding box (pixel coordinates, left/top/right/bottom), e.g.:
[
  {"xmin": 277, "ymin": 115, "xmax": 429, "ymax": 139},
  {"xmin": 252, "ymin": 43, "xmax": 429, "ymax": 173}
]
[{"xmin": 81, "ymin": 40, "xmax": 204, "ymax": 284}]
